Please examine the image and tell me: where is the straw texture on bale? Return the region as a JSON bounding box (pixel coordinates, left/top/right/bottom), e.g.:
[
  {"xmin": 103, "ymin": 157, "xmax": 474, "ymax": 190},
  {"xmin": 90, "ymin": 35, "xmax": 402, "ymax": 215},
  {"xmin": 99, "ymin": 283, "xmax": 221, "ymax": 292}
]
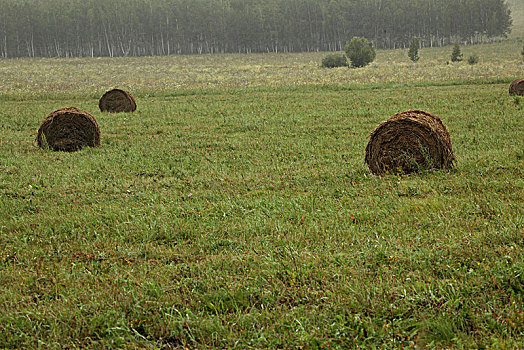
[
  {"xmin": 99, "ymin": 89, "xmax": 137, "ymax": 113},
  {"xmin": 365, "ymin": 110, "xmax": 455, "ymax": 175},
  {"xmin": 37, "ymin": 107, "xmax": 101, "ymax": 152},
  {"xmin": 509, "ymin": 79, "xmax": 524, "ymax": 96}
]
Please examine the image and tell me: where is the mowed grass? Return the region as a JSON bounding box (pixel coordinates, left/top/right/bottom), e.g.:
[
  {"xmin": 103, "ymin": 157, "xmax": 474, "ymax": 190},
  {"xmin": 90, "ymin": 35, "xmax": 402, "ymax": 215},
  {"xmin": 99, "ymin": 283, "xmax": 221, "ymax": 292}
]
[{"xmin": 0, "ymin": 42, "xmax": 523, "ymax": 348}]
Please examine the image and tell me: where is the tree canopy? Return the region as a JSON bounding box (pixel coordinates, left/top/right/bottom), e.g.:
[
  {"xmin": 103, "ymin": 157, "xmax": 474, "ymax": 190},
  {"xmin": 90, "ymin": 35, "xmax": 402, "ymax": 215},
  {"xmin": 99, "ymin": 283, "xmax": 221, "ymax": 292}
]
[{"xmin": 0, "ymin": 0, "xmax": 512, "ymax": 58}]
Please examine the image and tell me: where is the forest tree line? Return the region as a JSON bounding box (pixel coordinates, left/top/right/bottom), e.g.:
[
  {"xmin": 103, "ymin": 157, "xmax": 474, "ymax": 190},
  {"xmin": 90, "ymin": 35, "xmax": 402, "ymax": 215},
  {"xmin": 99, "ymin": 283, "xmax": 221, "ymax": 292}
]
[{"xmin": 0, "ymin": 0, "xmax": 512, "ymax": 58}]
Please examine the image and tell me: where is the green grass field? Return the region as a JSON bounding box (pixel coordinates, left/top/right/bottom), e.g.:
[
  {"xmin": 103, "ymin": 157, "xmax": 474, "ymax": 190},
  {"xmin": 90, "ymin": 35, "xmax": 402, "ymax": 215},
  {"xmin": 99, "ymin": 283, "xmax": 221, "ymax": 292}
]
[{"xmin": 0, "ymin": 40, "xmax": 523, "ymax": 348}]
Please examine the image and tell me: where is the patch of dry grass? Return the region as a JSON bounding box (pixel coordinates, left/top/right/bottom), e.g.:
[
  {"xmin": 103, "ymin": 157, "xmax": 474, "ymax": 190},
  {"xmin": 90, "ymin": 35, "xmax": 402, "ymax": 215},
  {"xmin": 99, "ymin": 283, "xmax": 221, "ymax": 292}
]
[{"xmin": 0, "ymin": 41, "xmax": 522, "ymax": 101}]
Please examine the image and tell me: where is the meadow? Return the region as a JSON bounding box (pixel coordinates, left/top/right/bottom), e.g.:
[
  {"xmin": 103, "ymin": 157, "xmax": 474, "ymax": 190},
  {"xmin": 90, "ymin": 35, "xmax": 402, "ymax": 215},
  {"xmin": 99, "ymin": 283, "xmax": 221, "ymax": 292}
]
[{"xmin": 0, "ymin": 40, "xmax": 523, "ymax": 348}]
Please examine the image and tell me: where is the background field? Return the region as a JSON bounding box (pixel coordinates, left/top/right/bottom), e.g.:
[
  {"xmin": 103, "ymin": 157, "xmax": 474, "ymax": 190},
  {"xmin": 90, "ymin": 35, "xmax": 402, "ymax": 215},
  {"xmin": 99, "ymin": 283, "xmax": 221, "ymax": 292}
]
[
  {"xmin": 0, "ymin": 39, "xmax": 523, "ymax": 348},
  {"xmin": 1, "ymin": 41, "xmax": 523, "ymax": 102}
]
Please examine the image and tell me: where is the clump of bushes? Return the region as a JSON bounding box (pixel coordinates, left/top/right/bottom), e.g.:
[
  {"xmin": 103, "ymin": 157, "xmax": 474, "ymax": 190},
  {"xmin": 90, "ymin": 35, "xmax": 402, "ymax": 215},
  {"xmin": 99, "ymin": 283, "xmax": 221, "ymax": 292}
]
[
  {"xmin": 345, "ymin": 36, "xmax": 376, "ymax": 68},
  {"xmin": 451, "ymin": 44, "xmax": 463, "ymax": 62},
  {"xmin": 467, "ymin": 54, "xmax": 479, "ymax": 65},
  {"xmin": 321, "ymin": 53, "xmax": 349, "ymax": 68}
]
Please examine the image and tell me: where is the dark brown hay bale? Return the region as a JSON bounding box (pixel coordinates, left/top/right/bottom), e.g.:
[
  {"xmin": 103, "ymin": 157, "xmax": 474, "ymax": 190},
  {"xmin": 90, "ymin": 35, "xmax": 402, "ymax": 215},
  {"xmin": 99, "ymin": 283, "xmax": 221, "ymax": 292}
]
[
  {"xmin": 509, "ymin": 79, "xmax": 524, "ymax": 96},
  {"xmin": 99, "ymin": 89, "xmax": 137, "ymax": 113},
  {"xmin": 365, "ymin": 110, "xmax": 455, "ymax": 175},
  {"xmin": 36, "ymin": 107, "xmax": 101, "ymax": 152}
]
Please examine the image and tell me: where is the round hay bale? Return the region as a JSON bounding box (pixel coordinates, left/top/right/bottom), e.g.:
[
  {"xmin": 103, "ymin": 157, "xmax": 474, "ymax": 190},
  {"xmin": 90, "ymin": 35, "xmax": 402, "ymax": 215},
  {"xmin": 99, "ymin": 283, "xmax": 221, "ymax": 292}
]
[
  {"xmin": 365, "ymin": 110, "xmax": 455, "ymax": 175},
  {"xmin": 509, "ymin": 79, "xmax": 524, "ymax": 96},
  {"xmin": 99, "ymin": 89, "xmax": 137, "ymax": 113},
  {"xmin": 36, "ymin": 107, "xmax": 101, "ymax": 152}
]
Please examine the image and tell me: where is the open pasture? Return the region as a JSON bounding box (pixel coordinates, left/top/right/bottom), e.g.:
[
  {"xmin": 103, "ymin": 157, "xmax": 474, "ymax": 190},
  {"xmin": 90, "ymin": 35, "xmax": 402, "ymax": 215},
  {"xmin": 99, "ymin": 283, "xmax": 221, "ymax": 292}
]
[
  {"xmin": 0, "ymin": 41, "xmax": 523, "ymax": 348},
  {"xmin": 0, "ymin": 41, "xmax": 522, "ymax": 101}
]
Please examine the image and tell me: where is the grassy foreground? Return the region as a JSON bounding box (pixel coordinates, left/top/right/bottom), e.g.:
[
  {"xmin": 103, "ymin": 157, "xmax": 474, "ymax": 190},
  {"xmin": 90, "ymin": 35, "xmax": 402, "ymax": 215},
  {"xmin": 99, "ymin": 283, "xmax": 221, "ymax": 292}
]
[{"xmin": 0, "ymin": 41, "xmax": 523, "ymax": 349}]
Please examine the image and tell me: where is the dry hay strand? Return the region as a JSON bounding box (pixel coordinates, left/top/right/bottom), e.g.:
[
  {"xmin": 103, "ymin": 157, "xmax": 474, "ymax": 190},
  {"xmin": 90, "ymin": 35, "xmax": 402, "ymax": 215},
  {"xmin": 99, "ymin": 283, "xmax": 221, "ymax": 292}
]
[
  {"xmin": 509, "ymin": 79, "xmax": 524, "ymax": 96},
  {"xmin": 99, "ymin": 89, "xmax": 137, "ymax": 113},
  {"xmin": 36, "ymin": 107, "xmax": 101, "ymax": 152},
  {"xmin": 365, "ymin": 110, "xmax": 455, "ymax": 175}
]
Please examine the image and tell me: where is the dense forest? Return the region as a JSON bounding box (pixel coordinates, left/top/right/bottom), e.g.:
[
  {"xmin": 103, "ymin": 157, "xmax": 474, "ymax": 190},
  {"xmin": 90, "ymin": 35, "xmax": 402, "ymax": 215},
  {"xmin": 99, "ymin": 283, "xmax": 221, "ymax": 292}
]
[{"xmin": 0, "ymin": 0, "xmax": 512, "ymax": 58}]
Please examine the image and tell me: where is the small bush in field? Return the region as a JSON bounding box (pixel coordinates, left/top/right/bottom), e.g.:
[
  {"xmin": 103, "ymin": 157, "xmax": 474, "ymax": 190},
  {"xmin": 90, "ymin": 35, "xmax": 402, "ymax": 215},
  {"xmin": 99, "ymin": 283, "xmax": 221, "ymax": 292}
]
[
  {"xmin": 467, "ymin": 54, "xmax": 479, "ymax": 65},
  {"xmin": 408, "ymin": 38, "xmax": 420, "ymax": 62},
  {"xmin": 321, "ymin": 54, "xmax": 349, "ymax": 68},
  {"xmin": 451, "ymin": 44, "xmax": 463, "ymax": 62},
  {"xmin": 345, "ymin": 36, "xmax": 376, "ymax": 68}
]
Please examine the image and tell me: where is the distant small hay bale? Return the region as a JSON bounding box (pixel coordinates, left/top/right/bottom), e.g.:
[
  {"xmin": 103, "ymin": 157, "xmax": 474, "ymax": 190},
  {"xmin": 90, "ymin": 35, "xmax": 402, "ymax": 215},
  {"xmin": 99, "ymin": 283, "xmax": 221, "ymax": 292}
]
[
  {"xmin": 365, "ymin": 110, "xmax": 455, "ymax": 175},
  {"xmin": 509, "ymin": 79, "xmax": 524, "ymax": 96},
  {"xmin": 36, "ymin": 107, "xmax": 101, "ymax": 152},
  {"xmin": 99, "ymin": 89, "xmax": 137, "ymax": 113}
]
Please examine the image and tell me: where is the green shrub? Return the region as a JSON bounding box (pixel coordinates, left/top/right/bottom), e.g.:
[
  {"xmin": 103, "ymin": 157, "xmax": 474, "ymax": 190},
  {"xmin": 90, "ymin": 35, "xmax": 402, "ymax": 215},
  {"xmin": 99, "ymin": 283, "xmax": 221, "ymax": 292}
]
[
  {"xmin": 467, "ymin": 54, "xmax": 479, "ymax": 65},
  {"xmin": 321, "ymin": 53, "xmax": 348, "ymax": 68},
  {"xmin": 408, "ymin": 38, "xmax": 420, "ymax": 62},
  {"xmin": 451, "ymin": 44, "xmax": 463, "ymax": 62},
  {"xmin": 345, "ymin": 36, "xmax": 376, "ymax": 68}
]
